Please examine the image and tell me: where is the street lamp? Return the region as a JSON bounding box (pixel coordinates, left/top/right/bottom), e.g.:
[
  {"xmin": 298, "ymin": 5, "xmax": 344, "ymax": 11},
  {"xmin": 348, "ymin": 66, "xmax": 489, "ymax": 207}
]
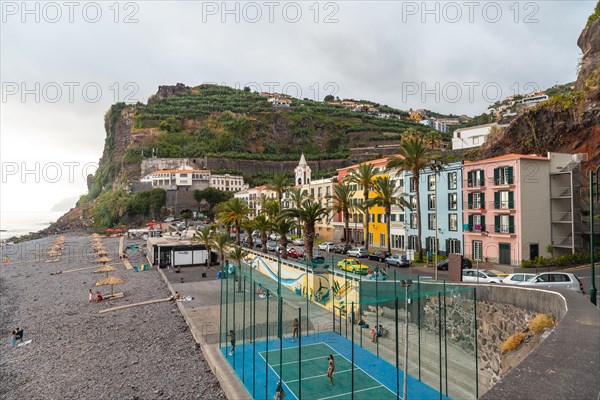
[
  {"xmin": 589, "ymin": 165, "xmax": 599, "ymax": 305},
  {"xmin": 401, "ymin": 279, "xmax": 413, "ymax": 400},
  {"xmin": 430, "ymin": 160, "xmax": 443, "ymax": 280}
]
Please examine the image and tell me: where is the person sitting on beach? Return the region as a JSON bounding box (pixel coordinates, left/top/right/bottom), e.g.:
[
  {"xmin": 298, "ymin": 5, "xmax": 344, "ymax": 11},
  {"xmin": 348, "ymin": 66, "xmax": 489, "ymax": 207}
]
[
  {"xmin": 95, "ymin": 291, "xmax": 103, "ymax": 302},
  {"xmin": 15, "ymin": 328, "xmax": 23, "ymax": 342},
  {"xmin": 256, "ymin": 286, "xmax": 264, "ymax": 295},
  {"xmin": 170, "ymin": 291, "xmax": 180, "ymax": 301}
]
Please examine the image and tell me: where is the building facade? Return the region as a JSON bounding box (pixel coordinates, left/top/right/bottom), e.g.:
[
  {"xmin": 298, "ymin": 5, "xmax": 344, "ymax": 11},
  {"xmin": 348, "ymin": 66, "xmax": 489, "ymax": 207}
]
[{"xmin": 404, "ymin": 161, "xmax": 464, "ymax": 256}]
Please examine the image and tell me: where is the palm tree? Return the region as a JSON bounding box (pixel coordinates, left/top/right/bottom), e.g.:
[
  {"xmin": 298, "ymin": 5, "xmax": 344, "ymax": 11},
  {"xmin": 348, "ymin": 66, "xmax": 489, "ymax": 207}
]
[
  {"xmin": 193, "ymin": 225, "xmax": 214, "ymax": 267},
  {"xmin": 266, "ymin": 173, "xmax": 291, "ymax": 211},
  {"xmin": 212, "ymin": 232, "xmax": 231, "ymax": 269},
  {"xmin": 282, "ymin": 199, "xmax": 328, "ymax": 262},
  {"xmin": 241, "ymin": 218, "xmax": 256, "ymax": 248},
  {"xmin": 371, "ymin": 176, "xmax": 411, "ymax": 253},
  {"xmin": 326, "ymin": 183, "xmax": 355, "ymax": 244},
  {"xmin": 261, "ymin": 199, "xmax": 280, "ymax": 219},
  {"xmin": 345, "ymin": 163, "xmax": 377, "ymax": 250},
  {"xmin": 215, "ymin": 197, "xmax": 249, "ymax": 246},
  {"xmin": 229, "ymin": 246, "xmax": 248, "ymax": 292},
  {"xmin": 286, "ymin": 187, "xmax": 307, "ymax": 237},
  {"xmin": 253, "ymin": 214, "xmax": 272, "ymax": 254},
  {"xmin": 272, "ymin": 216, "xmax": 296, "ymax": 260},
  {"xmin": 387, "ymin": 132, "xmax": 431, "ymax": 262}
]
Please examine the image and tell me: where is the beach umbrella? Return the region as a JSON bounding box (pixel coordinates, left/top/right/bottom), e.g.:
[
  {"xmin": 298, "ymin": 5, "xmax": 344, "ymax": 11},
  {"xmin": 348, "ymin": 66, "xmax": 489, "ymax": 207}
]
[
  {"xmin": 95, "ymin": 275, "xmax": 125, "ymax": 296},
  {"xmin": 96, "ymin": 249, "xmax": 109, "ymax": 256},
  {"xmin": 95, "ymin": 265, "xmax": 117, "ymax": 277},
  {"xmin": 96, "ymin": 256, "xmax": 111, "ymax": 264},
  {"xmin": 47, "ymin": 250, "xmax": 60, "ymax": 257}
]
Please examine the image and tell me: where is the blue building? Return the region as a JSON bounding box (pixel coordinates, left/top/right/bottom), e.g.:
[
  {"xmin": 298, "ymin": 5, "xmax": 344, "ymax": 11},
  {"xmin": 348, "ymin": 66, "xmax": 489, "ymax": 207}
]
[{"xmin": 404, "ymin": 161, "xmax": 463, "ymax": 256}]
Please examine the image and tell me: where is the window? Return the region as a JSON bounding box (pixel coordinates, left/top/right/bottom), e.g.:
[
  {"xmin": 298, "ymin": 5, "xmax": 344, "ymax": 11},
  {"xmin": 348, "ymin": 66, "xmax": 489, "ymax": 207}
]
[
  {"xmin": 409, "ymin": 177, "xmax": 416, "ymax": 192},
  {"xmin": 408, "ymin": 235, "xmax": 418, "ymax": 250},
  {"xmin": 449, "ymin": 214, "xmax": 458, "ymax": 231},
  {"xmin": 180, "ymin": 173, "xmax": 188, "ymax": 177},
  {"xmin": 467, "ymin": 170, "xmax": 485, "ymax": 187},
  {"xmin": 410, "ymin": 213, "xmax": 417, "ymax": 229},
  {"xmin": 390, "ymin": 214, "xmax": 396, "ymax": 222},
  {"xmin": 428, "ymin": 194, "xmax": 436, "ymax": 210},
  {"xmin": 428, "ymin": 213, "xmax": 436, "ymax": 230},
  {"xmin": 398, "ymin": 214, "xmax": 404, "ymax": 222},
  {"xmin": 469, "ymin": 192, "xmax": 485, "ymax": 209},
  {"xmin": 427, "ymin": 237, "xmax": 439, "ymax": 253},
  {"xmin": 494, "ymin": 166, "xmax": 514, "ymax": 185},
  {"xmin": 379, "ymin": 233, "xmax": 385, "ymax": 247},
  {"xmin": 495, "ymin": 191, "xmax": 514, "ymax": 209},
  {"xmin": 467, "ymin": 214, "xmax": 486, "ymax": 231},
  {"xmin": 428, "ymin": 175, "xmax": 436, "ymax": 191},
  {"xmin": 410, "ymin": 195, "xmax": 417, "ymax": 209},
  {"xmin": 448, "ymin": 193, "xmax": 457, "ymax": 210},
  {"xmin": 472, "ymin": 240, "xmax": 483, "ymax": 261},
  {"xmin": 318, "ymin": 187, "xmax": 322, "ymax": 198},
  {"xmin": 448, "ymin": 172, "xmax": 457, "ymax": 190},
  {"xmin": 494, "ymin": 214, "xmax": 515, "ymax": 234},
  {"xmin": 391, "ymin": 234, "xmax": 405, "ymax": 250},
  {"xmin": 376, "ymin": 214, "xmax": 383, "ymax": 223},
  {"xmin": 368, "ymin": 232, "xmax": 374, "ymax": 245},
  {"xmin": 447, "ymin": 238, "xmax": 461, "ymax": 254}
]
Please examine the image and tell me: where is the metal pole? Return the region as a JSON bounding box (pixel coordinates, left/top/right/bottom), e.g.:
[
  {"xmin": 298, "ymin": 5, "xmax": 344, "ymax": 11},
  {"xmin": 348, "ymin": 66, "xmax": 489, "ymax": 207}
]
[
  {"xmin": 266, "ymin": 289, "xmax": 270, "ymax": 400},
  {"xmin": 443, "ymin": 283, "xmax": 448, "ymax": 396},
  {"xmin": 437, "ymin": 294, "xmax": 442, "ymax": 400},
  {"xmin": 395, "ymin": 297, "xmax": 399, "ymax": 399},
  {"xmin": 404, "ymin": 285, "xmax": 410, "ymax": 400},
  {"xmin": 298, "ymin": 307, "xmax": 302, "ymax": 400},
  {"xmin": 417, "ymin": 276, "xmax": 421, "ymax": 381},
  {"xmin": 474, "ymin": 287, "xmax": 479, "ymax": 399},
  {"xmin": 351, "ymin": 301, "xmax": 355, "ymax": 400},
  {"xmin": 243, "ymin": 277, "xmax": 246, "ymax": 383},
  {"xmin": 219, "ymin": 263, "xmax": 224, "ymax": 350},
  {"xmin": 345, "ymin": 268, "xmax": 348, "ymax": 338},
  {"xmin": 226, "ymin": 265, "xmax": 229, "ymax": 356},
  {"xmin": 253, "ymin": 281, "xmax": 256, "ymax": 398},
  {"xmin": 590, "ymin": 168, "xmax": 598, "ymax": 305},
  {"xmin": 434, "ymin": 168, "xmax": 439, "ymax": 280},
  {"xmin": 279, "ymin": 296, "xmax": 283, "ymax": 384},
  {"xmin": 278, "ymin": 254, "xmax": 282, "ymax": 339},
  {"xmin": 359, "ymin": 274, "xmax": 363, "ymax": 347},
  {"xmin": 233, "ymin": 275, "xmax": 236, "ymax": 371},
  {"xmin": 376, "ymin": 270, "xmax": 379, "ymax": 358}
]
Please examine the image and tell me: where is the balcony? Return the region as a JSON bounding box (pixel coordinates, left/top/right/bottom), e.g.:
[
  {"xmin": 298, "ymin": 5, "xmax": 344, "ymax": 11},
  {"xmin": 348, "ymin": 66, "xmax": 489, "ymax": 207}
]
[
  {"xmin": 552, "ymin": 234, "xmax": 573, "ymax": 248},
  {"xmin": 550, "ymin": 186, "xmax": 572, "ymax": 198},
  {"xmin": 551, "ymin": 212, "xmax": 572, "ymax": 223}
]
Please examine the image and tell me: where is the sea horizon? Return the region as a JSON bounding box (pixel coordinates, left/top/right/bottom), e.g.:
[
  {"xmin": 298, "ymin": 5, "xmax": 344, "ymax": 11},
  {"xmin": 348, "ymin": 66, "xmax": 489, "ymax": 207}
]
[{"xmin": 0, "ymin": 210, "xmax": 65, "ymax": 241}]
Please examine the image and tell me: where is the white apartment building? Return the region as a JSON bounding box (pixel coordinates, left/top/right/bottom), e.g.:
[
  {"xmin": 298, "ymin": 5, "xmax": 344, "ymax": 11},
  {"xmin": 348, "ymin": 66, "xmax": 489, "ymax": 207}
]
[
  {"xmin": 141, "ymin": 165, "xmax": 246, "ymax": 192},
  {"xmin": 452, "ymin": 123, "xmax": 501, "ymax": 150},
  {"xmin": 210, "ymin": 174, "xmax": 248, "ymax": 192}
]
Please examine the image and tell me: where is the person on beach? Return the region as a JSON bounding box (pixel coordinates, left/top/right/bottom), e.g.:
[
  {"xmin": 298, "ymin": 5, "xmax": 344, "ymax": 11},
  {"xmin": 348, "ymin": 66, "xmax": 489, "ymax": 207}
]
[
  {"xmin": 88, "ymin": 289, "xmax": 93, "ymax": 302},
  {"xmin": 292, "ymin": 318, "xmax": 298, "ymax": 341},
  {"xmin": 4, "ymin": 256, "xmax": 8, "ymax": 266},
  {"xmin": 95, "ymin": 291, "xmax": 103, "ymax": 302},
  {"xmin": 10, "ymin": 330, "xmax": 18, "ymax": 348},
  {"xmin": 170, "ymin": 291, "xmax": 180, "ymax": 301},
  {"xmin": 326, "ymin": 354, "xmax": 335, "ymax": 386},
  {"xmin": 228, "ymin": 330, "xmax": 235, "ymax": 356},
  {"xmin": 274, "ymin": 381, "xmax": 286, "ymax": 400}
]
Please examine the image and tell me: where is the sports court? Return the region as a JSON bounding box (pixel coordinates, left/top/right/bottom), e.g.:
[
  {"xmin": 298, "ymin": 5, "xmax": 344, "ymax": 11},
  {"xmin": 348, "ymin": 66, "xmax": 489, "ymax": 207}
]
[{"xmin": 222, "ymin": 332, "xmax": 447, "ymax": 399}]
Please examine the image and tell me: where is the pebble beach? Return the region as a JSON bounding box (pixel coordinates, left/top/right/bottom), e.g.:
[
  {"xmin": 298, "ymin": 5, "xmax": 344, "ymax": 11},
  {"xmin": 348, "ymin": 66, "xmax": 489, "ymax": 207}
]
[{"xmin": 0, "ymin": 234, "xmax": 225, "ymax": 400}]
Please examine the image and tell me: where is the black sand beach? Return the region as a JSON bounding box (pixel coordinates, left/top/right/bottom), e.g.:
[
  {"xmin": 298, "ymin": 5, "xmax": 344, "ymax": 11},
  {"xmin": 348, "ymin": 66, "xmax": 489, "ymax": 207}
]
[{"xmin": 0, "ymin": 234, "xmax": 225, "ymax": 399}]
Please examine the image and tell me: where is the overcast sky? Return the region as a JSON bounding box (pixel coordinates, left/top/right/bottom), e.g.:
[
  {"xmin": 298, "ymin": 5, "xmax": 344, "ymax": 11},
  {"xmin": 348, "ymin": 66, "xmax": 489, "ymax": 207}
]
[{"xmin": 0, "ymin": 0, "xmax": 595, "ymax": 213}]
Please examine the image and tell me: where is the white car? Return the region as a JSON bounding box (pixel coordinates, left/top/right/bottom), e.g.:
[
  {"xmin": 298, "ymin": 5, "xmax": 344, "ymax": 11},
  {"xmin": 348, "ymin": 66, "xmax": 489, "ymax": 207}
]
[
  {"xmin": 523, "ymin": 272, "xmax": 585, "ymax": 293},
  {"xmin": 503, "ymin": 273, "xmax": 536, "ymax": 284},
  {"xmin": 347, "ymin": 248, "xmax": 368, "ymax": 258},
  {"xmin": 266, "ymin": 242, "xmax": 278, "ymax": 251},
  {"xmin": 318, "ymin": 242, "xmax": 335, "ymax": 252},
  {"xmin": 462, "ymin": 269, "xmax": 504, "ymax": 284},
  {"xmin": 292, "ymin": 238, "xmax": 304, "ymax": 246}
]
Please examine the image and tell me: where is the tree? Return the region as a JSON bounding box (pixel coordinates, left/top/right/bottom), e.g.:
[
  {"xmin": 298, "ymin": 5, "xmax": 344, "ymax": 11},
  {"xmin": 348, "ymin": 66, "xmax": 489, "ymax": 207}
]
[
  {"xmin": 286, "ymin": 187, "xmax": 307, "ymax": 237},
  {"xmin": 424, "ymin": 130, "xmax": 442, "ymax": 150},
  {"xmin": 229, "ymin": 246, "xmax": 248, "ymax": 292},
  {"xmin": 215, "ymin": 198, "xmax": 250, "ymax": 246},
  {"xmin": 241, "ymin": 218, "xmax": 256, "ymax": 249},
  {"xmin": 193, "ymin": 226, "xmax": 214, "ymax": 267},
  {"xmin": 262, "ymin": 199, "xmax": 280, "ymax": 219},
  {"xmin": 212, "ymin": 232, "xmax": 231, "ymax": 269},
  {"xmin": 371, "ymin": 176, "xmax": 411, "ymax": 253},
  {"xmin": 194, "ymin": 188, "xmax": 233, "ymax": 218},
  {"xmin": 324, "ymin": 94, "xmax": 334, "ymax": 102},
  {"xmin": 253, "ymin": 214, "xmax": 272, "ymax": 254},
  {"xmin": 282, "ymin": 199, "xmax": 328, "ymax": 262},
  {"xmin": 386, "ymin": 132, "xmax": 431, "ymax": 262},
  {"xmin": 345, "ymin": 163, "xmax": 377, "ymax": 250},
  {"xmin": 180, "ymin": 210, "xmax": 193, "ymax": 228},
  {"xmin": 272, "ymin": 216, "xmax": 296, "ymax": 260},
  {"xmin": 326, "ymin": 184, "xmax": 355, "ymax": 244},
  {"xmin": 266, "ymin": 173, "xmax": 291, "ymax": 211}
]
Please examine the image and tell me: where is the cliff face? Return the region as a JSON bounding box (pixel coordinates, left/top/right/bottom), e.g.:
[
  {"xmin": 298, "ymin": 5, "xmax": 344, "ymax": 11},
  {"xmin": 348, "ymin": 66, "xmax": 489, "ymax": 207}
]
[{"xmin": 480, "ymin": 18, "xmax": 600, "ymax": 173}]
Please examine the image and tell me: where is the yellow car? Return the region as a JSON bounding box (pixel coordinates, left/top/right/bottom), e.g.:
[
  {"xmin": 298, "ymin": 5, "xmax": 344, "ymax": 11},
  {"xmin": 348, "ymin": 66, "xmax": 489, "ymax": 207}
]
[{"xmin": 337, "ymin": 258, "xmax": 370, "ymax": 275}]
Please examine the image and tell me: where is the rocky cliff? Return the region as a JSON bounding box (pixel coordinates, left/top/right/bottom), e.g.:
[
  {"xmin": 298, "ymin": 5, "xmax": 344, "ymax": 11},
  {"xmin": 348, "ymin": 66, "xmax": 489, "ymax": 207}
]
[{"xmin": 480, "ymin": 16, "xmax": 600, "ymax": 173}]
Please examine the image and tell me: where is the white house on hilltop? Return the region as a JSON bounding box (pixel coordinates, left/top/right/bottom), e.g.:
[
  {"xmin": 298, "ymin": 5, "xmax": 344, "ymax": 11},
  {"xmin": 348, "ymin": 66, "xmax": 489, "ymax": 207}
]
[{"xmin": 451, "ymin": 123, "xmax": 505, "ymax": 150}]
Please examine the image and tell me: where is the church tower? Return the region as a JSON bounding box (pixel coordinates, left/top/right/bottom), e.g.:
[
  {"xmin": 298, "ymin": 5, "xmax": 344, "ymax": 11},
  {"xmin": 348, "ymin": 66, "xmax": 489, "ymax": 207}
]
[{"xmin": 294, "ymin": 153, "xmax": 311, "ymax": 186}]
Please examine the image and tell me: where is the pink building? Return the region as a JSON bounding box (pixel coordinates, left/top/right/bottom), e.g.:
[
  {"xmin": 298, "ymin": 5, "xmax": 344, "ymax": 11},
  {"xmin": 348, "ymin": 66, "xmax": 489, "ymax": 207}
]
[{"xmin": 462, "ymin": 154, "xmax": 553, "ymax": 266}]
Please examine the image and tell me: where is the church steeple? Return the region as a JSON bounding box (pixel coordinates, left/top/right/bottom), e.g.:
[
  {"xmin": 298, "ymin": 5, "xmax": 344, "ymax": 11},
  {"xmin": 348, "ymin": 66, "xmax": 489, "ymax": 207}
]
[{"xmin": 295, "ymin": 153, "xmax": 311, "ymax": 185}]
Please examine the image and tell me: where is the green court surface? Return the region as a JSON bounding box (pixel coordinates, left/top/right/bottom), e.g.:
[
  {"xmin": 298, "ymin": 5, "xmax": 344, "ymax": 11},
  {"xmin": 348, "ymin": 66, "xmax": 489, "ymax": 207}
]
[{"xmin": 260, "ymin": 342, "xmax": 397, "ymax": 399}]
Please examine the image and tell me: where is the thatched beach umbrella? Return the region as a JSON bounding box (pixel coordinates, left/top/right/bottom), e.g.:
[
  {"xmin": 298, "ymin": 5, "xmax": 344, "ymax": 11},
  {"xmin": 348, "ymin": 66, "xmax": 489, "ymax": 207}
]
[
  {"xmin": 95, "ymin": 275, "xmax": 124, "ymax": 295},
  {"xmin": 96, "ymin": 249, "xmax": 109, "ymax": 256},
  {"xmin": 96, "ymin": 256, "xmax": 111, "ymax": 265},
  {"xmin": 47, "ymin": 249, "xmax": 60, "ymax": 257},
  {"xmin": 95, "ymin": 265, "xmax": 117, "ymax": 277}
]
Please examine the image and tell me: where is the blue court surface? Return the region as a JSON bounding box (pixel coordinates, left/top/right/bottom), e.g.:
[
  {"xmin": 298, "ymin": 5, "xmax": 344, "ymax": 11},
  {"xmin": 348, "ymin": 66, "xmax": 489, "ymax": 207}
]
[{"xmin": 221, "ymin": 332, "xmax": 448, "ymax": 399}]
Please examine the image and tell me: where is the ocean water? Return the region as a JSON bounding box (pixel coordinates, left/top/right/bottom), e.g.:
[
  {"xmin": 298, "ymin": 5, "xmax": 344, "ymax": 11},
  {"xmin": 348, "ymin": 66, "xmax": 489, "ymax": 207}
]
[{"xmin": 0, "ymin": 211, "xmax": 65, "ymax": 241}]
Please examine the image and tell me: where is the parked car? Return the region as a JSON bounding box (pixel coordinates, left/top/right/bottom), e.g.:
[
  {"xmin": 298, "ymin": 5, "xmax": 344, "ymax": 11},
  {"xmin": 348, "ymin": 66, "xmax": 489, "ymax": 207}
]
[
  {"xmin": 369, "ymin": 250, "xmax": 391, "ymax": 262},
  {"xmin": 385, "ymin": 254, "xmax": 410, "ymax": 267},
  {"xmin": 318, "ymin": 242, "xmax": 335, "ymax": 252},
  {"xmin": 461, "ymin": 269, "xmax": 504, "ymax": 284},
  {"xmin": 337, "ymin": 258, "xmax": 370, "ymax": 275},
  {"xmin": 269, "ymin": 233, "xmax": 281, "ymax": 241},
  {"xmin": 266, "ymin": 242, "xmax": 278, "ymax": 252},
  {"xmin": 347, "ymin": 248, "xmax": 368, "ymax": 258},
  {"xmin": 311, "ymin": 251, "xmax": 326, "ymax": 265},
  {"xmin": 164, "ymin": 216, "xmax": 175, "ymax": 222},
  {"xmin": 292, "ymin": 238, "xmax": 304, "ymax": 246},
  {"xmin": 333, "ymin": 244, "xmax": 352, "ymax": 254},
  {"xmin": 252, "ymin": 230, "xmax": 260, "ymax": 238},
  {"xmin": 436, "ymin": 257, "xmax": 473, "ymax": 271},
  {"xmin": 287, "ymin": 247, "xmax": 304, "ymax": 259},
  {"xmin": 502, "ymin": 273, "xmax": 537, "ymax": 284},
  {"xmin": 523, "ymin": 272, "xmax": 585, "ymax": 293}
]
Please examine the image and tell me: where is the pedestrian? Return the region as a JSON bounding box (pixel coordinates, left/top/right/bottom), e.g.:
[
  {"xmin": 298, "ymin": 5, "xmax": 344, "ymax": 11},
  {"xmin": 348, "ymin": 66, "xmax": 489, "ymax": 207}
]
[
  {"xmin": 4, "ymin": 256, "xmax": 8, "ymax": 266},
  {"xmin": 292, "ymin": 318, "xmax": 299, "ymax": 341},
  {"xmin": 88, "ymin": 289, "xmax": 93, "ymax": 302},
  {"xmin": 326, "ymin": 354, "xmax": 335, "ymax": 386},
  {"xmin": 10, "ymin": 330, "xmax": 18, "ymax": 348},
  {"xmin": 274, "ymin": 381, "xmax": 286, "ymax": 400},
  {"xmin": 228, "ymin": 329, "xmax": 235, "ymax": 355}
]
